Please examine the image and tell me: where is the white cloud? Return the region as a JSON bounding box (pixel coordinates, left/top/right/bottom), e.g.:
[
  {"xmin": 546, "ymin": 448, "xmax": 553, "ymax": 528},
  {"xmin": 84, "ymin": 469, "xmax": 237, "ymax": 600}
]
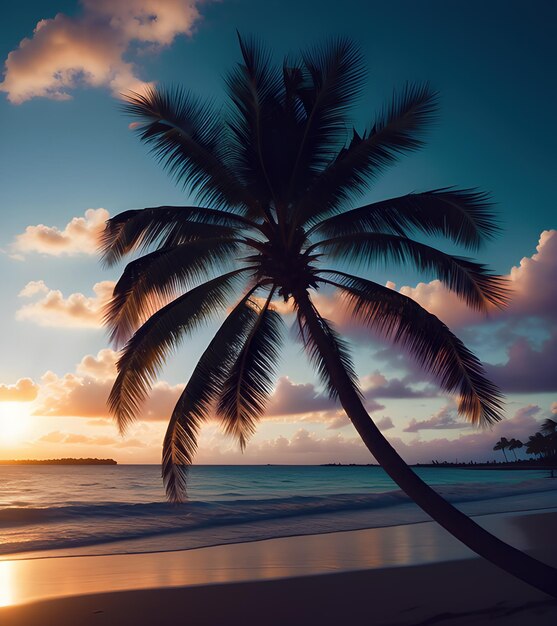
[
  {"xmin": 1, "ymin": 1, "xmax": 206, "ymax": 103},
  {"xmin": 17, "ymin": 280, "xmax": 114, "ymax": 328},
  {"xmin": 0, "ymin": 378, "xmax": 39, "ymax": 402},
  {"xmin": 11, "ymin": 208, "xmax": 109, "ymax": 257}
]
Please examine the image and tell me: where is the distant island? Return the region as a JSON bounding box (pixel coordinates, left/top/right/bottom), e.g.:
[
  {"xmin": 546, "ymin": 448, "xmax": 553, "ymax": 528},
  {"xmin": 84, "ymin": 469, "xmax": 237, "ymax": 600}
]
[
  {"xmin": 0, "ymin": 458, "xmax": 117, "ymax": 465},
  {"xmin": 321, "ymin": 459, "xmax": 556, "ymax": 470}
]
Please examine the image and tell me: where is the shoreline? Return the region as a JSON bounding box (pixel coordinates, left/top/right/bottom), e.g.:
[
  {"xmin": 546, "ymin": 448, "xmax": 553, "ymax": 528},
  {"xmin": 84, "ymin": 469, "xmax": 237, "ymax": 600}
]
[
  {"xmin": 1, "ymin": 508, "xmax": 556, "ymax": 603},
  {"xmin": 4, "ymin": 484, "xmax": 556, "ymax": 561},
  {"xmin": 1, "ymin": 508, "xmax": 556, "ymax": 625},
  {"xmin": 5, "ymin": 500, "xmax": 557, "ymax": 563}
]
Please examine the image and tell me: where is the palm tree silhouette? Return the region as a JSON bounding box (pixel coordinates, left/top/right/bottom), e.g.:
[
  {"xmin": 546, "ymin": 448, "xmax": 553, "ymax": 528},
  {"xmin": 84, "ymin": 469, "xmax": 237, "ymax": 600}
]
[
  {"xmin": 101, "ymin": 36, "xmax": 557, "ymax": 596},
  {"xmin": 508, "ymin": 438, "xmax": 523, "ymax": 460},
  {"xmin": 493, "ymin": 436, "xmax": 510, "ymax": 462},
  {"xmin": 526, "ymin": 433, "xmax": 548, "ymax": 459}
]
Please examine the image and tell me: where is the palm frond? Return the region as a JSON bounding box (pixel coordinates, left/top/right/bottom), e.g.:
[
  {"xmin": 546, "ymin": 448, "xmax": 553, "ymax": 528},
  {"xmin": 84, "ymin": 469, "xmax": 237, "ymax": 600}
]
[
  {"xmin": 162, "ymin": 292, "xmax": 260, "ymax": 502},
  {"xmin": 287, "ymin": 38, "xmax": 365, "ymax": 197},
  {"xmin": 321, "ymin": 271, "xmax": 504, "ymax": 425},
  {"xmin": 109, "ymin": 270, "xmax": 247, "ymax": 433},
  {"xmin": 309, "ymin": 189, "xmax": 499, "ymax": 250},
  {"xmin": 297, "ymin": 83, "xmax": 438, "ymax": 225},
  {"xmin": 124, "ymin": 86, "xmax": 252, "ymax": 210},
  {"xmin": 217, "ymin": 292, "xmax": 284, "ymax": 449},
  {"xmin": 313, "ymin": 233, "xmax": 509, "ymax": 311},
  {"xmin": 541, "ymin": 418, "xmax": 557, "ymax": 436},
  {"xmin": 100, "ymin": 205, "xmax": 256, "ymax": 267},
  {"xmin": 294, "ymin": 294, "xmax": 360, "ymax": 401},
  {"xmin": 104, "ymin": 238, "xmax": 241, "ymax": 347},
  {"xmin": 225, "ymin": 34, "xmax": 284, "ymax": 212}
]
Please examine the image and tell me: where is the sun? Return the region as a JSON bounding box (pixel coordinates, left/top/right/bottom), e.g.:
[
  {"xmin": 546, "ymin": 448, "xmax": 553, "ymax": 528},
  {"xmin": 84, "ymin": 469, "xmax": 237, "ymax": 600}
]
[{"xmin": 0, "ymin": 403, "xmax": 31, "ymax": 446}]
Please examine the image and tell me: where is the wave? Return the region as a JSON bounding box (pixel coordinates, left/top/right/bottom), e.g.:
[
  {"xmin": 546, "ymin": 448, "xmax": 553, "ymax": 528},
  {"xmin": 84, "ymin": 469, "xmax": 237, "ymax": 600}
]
[
  {"xmin": 0, "ymin": 480, "xmax": 555, "ymax": 554},
  {"xmin": 1, "ymin": 479, "xmax": 555, "ymax": 556}
]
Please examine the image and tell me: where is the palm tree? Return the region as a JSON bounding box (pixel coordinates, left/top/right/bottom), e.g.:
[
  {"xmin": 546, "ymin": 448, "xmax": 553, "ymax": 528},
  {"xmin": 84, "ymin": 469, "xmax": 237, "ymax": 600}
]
[
  {"xmin": 101, "ymin": 36, "xmax": 557, "ymax": 596},
  {"xmin": 526, "ymin": 433, "xmax": 549, "ymax": 459},
  {"xmin": 541, "ymin": 419, "xmax": 557, "ymax": 459},
  {"xmin": 508, "ymin": 438, "xmax": 523, "ymax": 460},
  {"xmin": 493, "ymin": 436, "xmax": 510, "ymax": 462}
]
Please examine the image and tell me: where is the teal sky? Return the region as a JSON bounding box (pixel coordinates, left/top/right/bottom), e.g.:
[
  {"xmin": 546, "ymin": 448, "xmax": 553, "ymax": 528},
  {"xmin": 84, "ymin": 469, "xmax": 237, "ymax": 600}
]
[{"xmin": 0, "ymin": 1, "xmax": 555, "ymax": 464}]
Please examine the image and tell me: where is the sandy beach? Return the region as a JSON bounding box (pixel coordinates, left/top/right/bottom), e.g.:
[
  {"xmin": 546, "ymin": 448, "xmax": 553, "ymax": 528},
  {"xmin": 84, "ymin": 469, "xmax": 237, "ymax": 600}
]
[
  {"xmin": 1, "ymin": 508, "xmax": 556, "ymax": 625},
  {"xmin": 2, "ymin": 553, "xmax": 556, "ymax": 626}
]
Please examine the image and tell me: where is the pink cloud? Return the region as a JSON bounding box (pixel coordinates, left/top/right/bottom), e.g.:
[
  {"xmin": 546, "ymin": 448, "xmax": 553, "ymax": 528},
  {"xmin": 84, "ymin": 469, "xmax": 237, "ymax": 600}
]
[
  {"xmin": 485, "ymin": 333, "xmax": 557, "ymax": 393},
  {"xmin": 16, "ymin": 280, "xmax": 114, "ymax": 328},
  {"xmin": 195, "ymin": 403, "xmax": 550, "ymax": 465},
  {"xmin": 397, "ymin": 229, "xmax": 557, "ymax": 329},
  {"xmin": 267, "ymin": 377, "xmax": 336, "ymax": 416},
  {"xmin": 38, "ymin": 430, "xmax": 145, "ymax": 447},
  {"xmin": 0, "ymin": 378, "xmax": 39, "ymax": 402},
  {"xmin": 312, "ymin": 230, "xmax": 557, "ymax": 394},
  {"xmin": 34, "ymin": 349, "xmax": 184, "ymax": 421},
  {"xmin": 11, "ymin": 208, "xmax": 109, "ymax": 257},
  {"xmin": 361, "ymin": 371, "xmax": 438, "ymax": 399},
  {"xmin": 1, "ymin": 1, "xmax": 206, "ymax": 103},
  {"xmin": 376, "ymin": 416, "xmax": 394, "ymax": 430},
  {"xmin": 403, "ymin": 404, "xmax": 469, "ymax": 433}
]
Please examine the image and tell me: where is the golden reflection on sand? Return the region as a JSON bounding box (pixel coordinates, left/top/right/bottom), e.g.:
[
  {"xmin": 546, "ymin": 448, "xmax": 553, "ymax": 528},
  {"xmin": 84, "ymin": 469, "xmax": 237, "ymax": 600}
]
[{"xmin": 0, "ymin": 561, "xmax": 15, "ymax": 607}]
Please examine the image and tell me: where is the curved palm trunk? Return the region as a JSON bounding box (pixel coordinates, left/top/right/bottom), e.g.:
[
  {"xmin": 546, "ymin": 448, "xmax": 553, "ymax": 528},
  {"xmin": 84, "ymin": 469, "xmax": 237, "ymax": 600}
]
[{"xmin": 294, "ymin": 290, "xmax": 557, "ymax": 598}]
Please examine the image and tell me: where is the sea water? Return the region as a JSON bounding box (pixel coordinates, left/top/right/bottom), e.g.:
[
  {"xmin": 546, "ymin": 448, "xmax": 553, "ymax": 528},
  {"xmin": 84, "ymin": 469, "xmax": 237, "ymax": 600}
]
[{"xmin": 0, "ymin": 465, "xmax": 555, "ymax": 557}]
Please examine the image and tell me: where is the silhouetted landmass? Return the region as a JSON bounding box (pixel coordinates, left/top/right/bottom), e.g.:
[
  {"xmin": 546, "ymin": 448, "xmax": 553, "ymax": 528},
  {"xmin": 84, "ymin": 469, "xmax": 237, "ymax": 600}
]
[
  {"xmin": 0, "ymin": 458, "xmax": 117, "ymax": 465},
  {"xmin": 322, "ymin": 460, "xmax": 557, "ymax": 470},
  {"xmin": 417, "ymin": 459, "xmax": 557, "ymax": 470}
]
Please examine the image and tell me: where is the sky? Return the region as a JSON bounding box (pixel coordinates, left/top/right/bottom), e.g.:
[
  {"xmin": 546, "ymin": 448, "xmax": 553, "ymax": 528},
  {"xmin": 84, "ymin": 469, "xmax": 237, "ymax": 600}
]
[{"xmin": 0, "ymin": 0, "xmax": 555, "ymax": 465}]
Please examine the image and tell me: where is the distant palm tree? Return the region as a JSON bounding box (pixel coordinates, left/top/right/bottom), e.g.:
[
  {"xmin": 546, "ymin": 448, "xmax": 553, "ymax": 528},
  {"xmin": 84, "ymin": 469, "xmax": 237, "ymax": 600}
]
[
  {"xmin": 508, "ymin": 438, "xmax": 523, "ymax": 460},
  {"xmin": 541, "ymin": 419, "xmax": 557, "ymax": 458},
  {"xmin": 493, "ymin": 436, "xmax": 510, "ymax": 461},
  {"xmin": 526, "ymin": 432, "xmax": 548, "ymax": 459},
  {"xmin": 101, "ymin": 36, "xmax": 557, "ymax": 596},
  {"xmin": 541, "ymin": 418, "xmax": 557, "ymax": 436},
  {"xmin": 527, "ymin": 426, "xmax": 556, "ymax": 461}
]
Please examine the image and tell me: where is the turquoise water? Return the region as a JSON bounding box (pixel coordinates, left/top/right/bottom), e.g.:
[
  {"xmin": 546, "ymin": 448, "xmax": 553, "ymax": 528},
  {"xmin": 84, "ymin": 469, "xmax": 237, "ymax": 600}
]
[{"xmin": 0, "ymin": 465, "xmax": 554, "ymax": 556}]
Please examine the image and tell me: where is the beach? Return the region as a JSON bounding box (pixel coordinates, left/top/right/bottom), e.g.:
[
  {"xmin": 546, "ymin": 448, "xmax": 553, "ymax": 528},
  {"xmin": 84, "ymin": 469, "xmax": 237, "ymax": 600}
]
[
  {"xmin": 1, "ymin": 506, "xmax": 556, "ymax": 625},
  {"xmin": 1, "ymin": 466, "xmax": 556, "ymax": 624}
]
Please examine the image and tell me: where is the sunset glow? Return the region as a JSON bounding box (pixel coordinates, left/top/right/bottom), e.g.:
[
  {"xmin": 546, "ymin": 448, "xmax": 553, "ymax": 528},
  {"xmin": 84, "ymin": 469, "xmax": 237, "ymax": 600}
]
[{"xmin": 0, "ymin": 404, "xmax": 31, "ymax": 447}]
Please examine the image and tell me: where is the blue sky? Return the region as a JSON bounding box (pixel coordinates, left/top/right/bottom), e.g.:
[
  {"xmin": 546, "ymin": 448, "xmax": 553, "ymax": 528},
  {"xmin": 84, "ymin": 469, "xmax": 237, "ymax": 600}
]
[{"xmin": 0, "ymin": 0, "xmax": 555, "ymax": 463}]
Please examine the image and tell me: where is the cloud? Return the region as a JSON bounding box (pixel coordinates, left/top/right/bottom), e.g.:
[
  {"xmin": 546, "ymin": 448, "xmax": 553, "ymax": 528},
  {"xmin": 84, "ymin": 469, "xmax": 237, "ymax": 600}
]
[
  {"xmin": 376, "ymin": 416, "xmax": 394, "ymax": 431},
  {"xmin": 76, "ymin": 348, "xmax": 118, "ymax": 380},
  {"xmin": 0, "ymin": 378, "xmax": 39, "ymax": 402},
  {"xmin": 195, "ymin": 403, "xmax": 549, "ymax": 465},
  {"xmin": 485, "ymin": 333, "xmax": 557, "ymax": 393},
  {"xmin": 38, "ymin": 430, "xmax": 145, "ymax": 447},
  {"xmin": 1, "ymin": 1, "xmax": 206, "ymax": 103},
  {"xmin": 11, "ymin": 208, "xmax": 109, "ymax": 257},
  {"xmin": 312, "ymin": 230, "xmax": 557, "ymax": 394},
  {"xmin": 16, "ymin": 280, "xmax": 114, "ymax": 328},
  {"xmin": 197, "ymin": 428, "xmax": 370, "ymax": 464},
  {"xmin": 266, "ymin": 377, "xmax": 336, "ymax": 416},
  {"xmin": 397, "ymin": 229, "xmax": 557, "ymax": 329},
  {"xmin": 34, "ymin": 349, "xmax": 184, "ymax": 420},
  {"xmin": 403, "ymin": 404, "xmax": 469, "ymax": 433},
  {"xmin": 362, "ymin": 371, "xmax": 438, "ymax": 400}
]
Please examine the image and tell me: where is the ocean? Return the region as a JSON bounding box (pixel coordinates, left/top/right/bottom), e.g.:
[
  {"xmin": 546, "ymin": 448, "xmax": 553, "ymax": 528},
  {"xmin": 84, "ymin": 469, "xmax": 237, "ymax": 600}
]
[{"xmin": 1, "ymin": 465, "xmax": 555, "ymax": 558}]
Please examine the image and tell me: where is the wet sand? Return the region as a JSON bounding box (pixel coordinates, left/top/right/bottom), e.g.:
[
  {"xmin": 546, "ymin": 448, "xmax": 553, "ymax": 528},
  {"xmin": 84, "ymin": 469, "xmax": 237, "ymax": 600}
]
[{"xmin": 1, "ymin": 509, "xmax": 556, "ymax": 625}]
